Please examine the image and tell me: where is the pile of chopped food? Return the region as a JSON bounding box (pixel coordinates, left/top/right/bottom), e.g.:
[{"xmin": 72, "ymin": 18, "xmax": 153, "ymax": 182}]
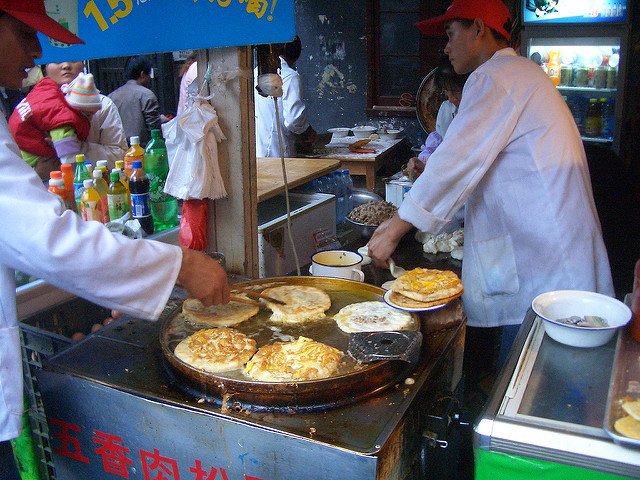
[{"xmin": 347, "ymin": 201, "xmax": 398, "ymax": 225}]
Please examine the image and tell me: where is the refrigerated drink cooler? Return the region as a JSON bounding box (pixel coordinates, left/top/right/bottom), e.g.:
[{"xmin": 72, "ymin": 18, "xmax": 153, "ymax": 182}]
[
  {"xmin": 474, "ymin": 309, "xmax": 640, "ymax": 479},
  {"xmin": 520, "ymin": 0, "xmax": 631, "ymax": 154}
]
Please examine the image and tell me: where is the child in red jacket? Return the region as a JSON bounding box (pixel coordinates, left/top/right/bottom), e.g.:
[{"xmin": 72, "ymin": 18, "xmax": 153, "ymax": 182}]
[{"xmin": 9, "ymin": 72, "xmax": 101, "ymax": 180}]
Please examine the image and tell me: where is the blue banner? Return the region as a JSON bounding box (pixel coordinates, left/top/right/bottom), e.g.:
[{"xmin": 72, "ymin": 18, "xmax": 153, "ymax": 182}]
[{"xmin": 39, "ymin": 0, "xmax": 295, "ymax": 64}]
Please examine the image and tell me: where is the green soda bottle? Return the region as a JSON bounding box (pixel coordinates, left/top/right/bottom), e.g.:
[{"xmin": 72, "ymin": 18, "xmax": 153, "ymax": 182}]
[
  {"xmin": 107, "ymin": 170, "xmax": 130, "ymax": 221},
  {"xmin": 73, "ymin": 154, "xmax": 91, "ymax": 214},
  {"xmin": 144, "ymin": 129, "xmax": 178, "ymax": 231}
]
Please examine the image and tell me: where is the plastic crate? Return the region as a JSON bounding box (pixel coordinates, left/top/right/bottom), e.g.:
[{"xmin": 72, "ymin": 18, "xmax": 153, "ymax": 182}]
[{"xmin": 19, "ymin": 297, "xmax": 109, "ymax": 480}]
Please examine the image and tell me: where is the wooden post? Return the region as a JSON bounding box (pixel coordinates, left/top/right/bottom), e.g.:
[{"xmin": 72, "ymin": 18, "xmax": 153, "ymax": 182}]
[{"xmin": 198, "ymin": 46, "xmax": 258, "ymax": 278}]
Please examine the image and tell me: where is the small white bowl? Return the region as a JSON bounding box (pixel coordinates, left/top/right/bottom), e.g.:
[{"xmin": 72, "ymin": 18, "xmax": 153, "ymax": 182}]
[
  {"xmin": 532, "ymin": 290, "xmax": 632, "ymax": 348},
  {"xmin": 328, "ymin": 127, "xmax": 350, "ymax": 138},
  {"xmin": 379, "ymin": 129, "xmax": 402, "ymax": 140},
  {"xmin": 352, "ymin": 126, "xmax": 377, "ymax": 139}
]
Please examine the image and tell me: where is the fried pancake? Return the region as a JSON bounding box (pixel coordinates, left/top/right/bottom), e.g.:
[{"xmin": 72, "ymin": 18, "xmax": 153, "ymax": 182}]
[
  {"xmin": 261, "ymin": 285, "xmax": 331, "ymax": 323},
  {"xmin": 182, "ymin": 298, "xmax": 259, "ymax": 327},
  {"xmin": 174, "ymin": 328, "xmax": 257, "ymax": 373},
  {"xmin": 622, "ymin": 399, "xmax": 640, "ymax": 421},
  {"xmin": 334, "ymin": 301, "xmax": 417, "ymax": 333},
  {"xmin": 391, "ymin": 268, "xmax": 463, "ymax": 305},
  {"xmin": 614, "ymin": 415, "xmax": 640, "ymax": 440},
  {"xmin": 389, "ymin": 291, "xmax": 462, "ymax": 309},
  {"xmin": 244, "ymin": 336, "xmax": 343, "ymax": 382}
]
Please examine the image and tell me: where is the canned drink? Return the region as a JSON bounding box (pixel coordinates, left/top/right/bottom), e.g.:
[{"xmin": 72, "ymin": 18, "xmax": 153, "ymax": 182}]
[
  {"xmin": 606, "ymin": 67, "xmax": 617, "ymax": 89},
  {"xmin": 575, "ymin": 67, "xmax": 589, "ymax": 87},
  {"xmin": 594, "ymin": 66, "xmax": 608, "ymax": 89},
  {"xmin": 560, "ymin": 66, "xmax": 573, "ymax": 86}
]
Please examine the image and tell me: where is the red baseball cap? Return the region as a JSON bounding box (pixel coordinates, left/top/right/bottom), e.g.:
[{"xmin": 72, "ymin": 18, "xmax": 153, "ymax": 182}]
[
  {"xmin": 0, "ymin": 0, "xmax": 84, "ymax": 44},
  {"xmin": 415, "ymin": 0, "xmax": 511, "ymax": 41}
]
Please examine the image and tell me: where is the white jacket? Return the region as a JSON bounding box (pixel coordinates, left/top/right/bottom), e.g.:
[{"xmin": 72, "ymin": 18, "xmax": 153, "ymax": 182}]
[
  {"xmin": 399, "ymin": 49, "xmax": 613, "ymax": 328},
  {"xmin": 0, "ymin": 116, "xmax": 181, "ymax": 441},
  {"xmin": 255, "ymin": 57, "xmax": 310, "ymax": 157},
  {"xmin": 81, "ymin": 94, "xmax": 128, "ymax": 171}
]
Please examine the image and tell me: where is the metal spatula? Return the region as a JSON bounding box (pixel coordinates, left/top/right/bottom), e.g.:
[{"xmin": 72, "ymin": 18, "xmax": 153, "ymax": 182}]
[{"xmin": 348, "ymin": 330, "xmax": 423, "ymax": 363}]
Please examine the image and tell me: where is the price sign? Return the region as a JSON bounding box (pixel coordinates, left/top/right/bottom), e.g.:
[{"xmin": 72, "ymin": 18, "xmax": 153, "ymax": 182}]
[{"xmin": 39, "ymin": 0, "xmax": 295, "ymax": 63}]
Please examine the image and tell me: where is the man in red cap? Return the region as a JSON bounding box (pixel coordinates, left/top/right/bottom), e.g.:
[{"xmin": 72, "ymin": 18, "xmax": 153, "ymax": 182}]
[
  {"xmin": 368, "ymin": 0, "xmax": 612, "ymax": 378},
  {"xmin": 0, "ymin": 0, "xmax": 230, "ymax": 450}
]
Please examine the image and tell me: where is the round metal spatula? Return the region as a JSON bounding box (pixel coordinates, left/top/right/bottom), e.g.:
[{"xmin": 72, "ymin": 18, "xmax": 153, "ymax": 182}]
[{"xmin": 348, "ymin": 330, "xmax": 422, "ymax": 363}]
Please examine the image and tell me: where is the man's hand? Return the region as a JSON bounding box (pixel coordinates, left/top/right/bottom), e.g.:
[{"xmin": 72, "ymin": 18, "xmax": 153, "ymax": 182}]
[
  {"xmin": 177, "ymin": 247, "xmax": 230, "ymax": 306},
  {"xmin": 366, "ymin": 215, "xmax": 413, "ymax": 268},
  {"xmin": 406, "ymin": 157, "xmax": 425, "ymax": 180}
]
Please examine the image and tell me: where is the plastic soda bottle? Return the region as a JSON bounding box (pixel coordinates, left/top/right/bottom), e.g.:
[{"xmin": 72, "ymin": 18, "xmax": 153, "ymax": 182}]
[
  {"xmin": 48, "ymin": 178, "xmax": 67, "ymax": 205},
  {"xmin": 81, "ymin": 179, "xmax": 103, "ymax": 222},
  {"xmin": 124, "ymin": 136, "xmax": 144, "ymax": 181},
  {"xmin": 107, "ymin": 170, "xmax": 130, "ymax": 221},
  {"xmin": 73, "ymin": 154, "xmax": 91, "ymax": 214},
  {"xmin": 92, "ymin": 169, "xmax": 109, "ymax": 223},
  {"xmin": 96, "ymin": 160, "xmax": 110, "ymax": 184},
  {"xmin": 547, "ymin": 49, "xmax": 561, "ymax": 87},
  {"xmin": 585, "ymin": 98, "xmax": 602, "ymax": 137},
  {"xmin": 144, "ymin": 129, "xmax": 178, "ymax": 231},
  {"xmin": 60, "ymin": 163, "xmax": 76, "ymax": 212},
  {"xmin": 129, "ymin": 160, "xmax": 154, "ymax": 235},
  {"xmin": 341, "ymin": 169, "xmax": 354, "ymax": 215}
]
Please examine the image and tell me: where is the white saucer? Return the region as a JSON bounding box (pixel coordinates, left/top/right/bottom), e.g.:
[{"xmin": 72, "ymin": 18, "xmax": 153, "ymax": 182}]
[{"xmin": 383, "ymin": 290, "xmax": 450, "ymax": 312}]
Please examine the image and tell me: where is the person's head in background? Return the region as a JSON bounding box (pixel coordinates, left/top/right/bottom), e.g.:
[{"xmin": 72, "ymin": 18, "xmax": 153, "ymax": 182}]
[
  {"xmin": 43, "ymin": 61, "xmax": 83, "ymax": 86},
  {"xmin": 125, "ymin": 55, "xmax": 153, "ymax": 87},
  {"xmin": 0, "ymin": 1, "xmax": 83, "ymax": 90},
  {"xmin": 416, "ymin": 0, "xmax": 511, "ymax": 75},
  {"xmin": 433, "ymin": 55, "xmax": 468, "ymax": 109},
  {"xmin": 280, "ymin": 36, "xmax": 302, "ymax": 66}
]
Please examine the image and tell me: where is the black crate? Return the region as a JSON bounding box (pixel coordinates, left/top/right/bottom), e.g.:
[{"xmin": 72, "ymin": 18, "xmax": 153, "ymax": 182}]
[{"xmin": 19, "ymin": 297, "xmax": 109, "ymax": 480}]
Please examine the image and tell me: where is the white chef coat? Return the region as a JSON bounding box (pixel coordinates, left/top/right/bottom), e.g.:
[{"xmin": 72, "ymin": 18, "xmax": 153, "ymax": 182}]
[
  {"xmin": 0, "ymin": 115, "xmax": 182, "ymax": 441},
  {"xmin": 255, "ymin": 57, "xmax": 311, "ymax": 158},
  {"xmin": 399, "ymin": 48, "xmax": 613, "ymax": 328},
  {"xmin": 81, "ymin": 94, "xmax": 128, "ymax": 171}
]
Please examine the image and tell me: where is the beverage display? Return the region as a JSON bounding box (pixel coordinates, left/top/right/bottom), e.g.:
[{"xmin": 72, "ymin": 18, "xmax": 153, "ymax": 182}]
[
  {"xmin": 528, "ymin": 44, "xmax": 619, "ymax": 142},
  {"xmin": 124, "ymin": 136, "xmax": 144, "ymax": 180},
  {"xmin": 92, "ymin": 169, "xmax": 109, "ymax": 224},
  {"xmin": 73, "ymin": 154, "xmax": 91, "ymax": 214},
  {"xmin": 144, "ymin": 129, "xmax": 178, "ymax": 232},
  {"xmin": 81, "ymin": 178, "xmax": 103, "ymax": 223},
  {"xmin": 129, "ymin": 160, "xmax": 154, "ymax": 236},
  {"xmin": 107, "ymin": 170, "xmax": 130, "ymax": 221}
]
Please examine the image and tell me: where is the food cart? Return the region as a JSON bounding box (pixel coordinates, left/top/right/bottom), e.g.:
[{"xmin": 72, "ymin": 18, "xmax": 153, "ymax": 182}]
[{"xmin": 474, "ymin": 309, "xmax": 640, "ymax": 479}]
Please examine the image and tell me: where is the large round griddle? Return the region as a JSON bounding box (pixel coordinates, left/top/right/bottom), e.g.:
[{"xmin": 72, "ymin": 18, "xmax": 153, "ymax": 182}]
[
  {"xmin": 416, "ymin": 67, "xmax": 444, "ymax": 134},
  {"xmin": 160, "ymin": 276, "xmax": 420, "ymax": 408}
]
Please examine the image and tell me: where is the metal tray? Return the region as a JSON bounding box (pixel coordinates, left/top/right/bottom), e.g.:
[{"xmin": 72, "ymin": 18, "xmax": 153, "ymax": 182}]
[
  {"xmin": 160, "ymin": 276, "xmax": 421, "ymax": 408},
  {"xmin": 604, "ymin": 327, "xmax": 640, "ymax": 448}
]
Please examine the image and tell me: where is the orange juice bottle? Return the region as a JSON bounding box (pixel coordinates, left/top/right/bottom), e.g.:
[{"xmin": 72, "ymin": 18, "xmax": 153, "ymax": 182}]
[
  {"xmin": 548, "ymin": 49, "xmax": 561, "ymax": 87},
  {"xmin": 60, "ymin": 163, "xmax": 76, "ymax": 212},
  {"xmin": 81, "ymin": 179, "xmax": 103, "ymax": 222},
  {"xmin": 124, "ymin": 136, "xmax": 144, "ymax": 181}
]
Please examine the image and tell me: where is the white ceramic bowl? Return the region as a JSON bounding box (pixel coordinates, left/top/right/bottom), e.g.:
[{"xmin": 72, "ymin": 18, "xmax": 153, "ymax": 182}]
[
  {"xmin": 378, "ymin": 129, "xmax": 401, "ymax": 140},
  {"xmin": 328, "ymin": 127, "xmax": 350, "ymax": 138},
  {"xmin": 352, "ymin": 126, "xmax": 377, "ymax": 139},
  {"xmin": 531, "ymin": 290, "xmax": 632, "ymax": 348}
]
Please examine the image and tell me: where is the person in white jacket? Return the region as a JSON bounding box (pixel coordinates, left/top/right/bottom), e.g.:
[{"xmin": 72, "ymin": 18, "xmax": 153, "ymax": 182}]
[
  {"xmin": 0, "ymin": 0, "xmax": 230, "ymax": 445},
  {"xmin": 255, "ymin": 36, "xmax": 316, "ymax": 158},
  {"xmin": 367, "ymin": 0, "xmax": 613, "ymax": 366}
]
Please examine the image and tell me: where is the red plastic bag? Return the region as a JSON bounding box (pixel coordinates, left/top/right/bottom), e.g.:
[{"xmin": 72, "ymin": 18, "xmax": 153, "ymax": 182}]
[{"xmin": 179, "ymin": 199, "xmax": 208, "ymax": 251}]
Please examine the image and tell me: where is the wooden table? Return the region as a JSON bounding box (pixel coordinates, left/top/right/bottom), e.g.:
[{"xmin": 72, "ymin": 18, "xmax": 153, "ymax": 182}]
[
  {"xmin": 256, "ymin": 157, "xmax": 341, "ymax": 202},
  {"xmin": 318, "ymin": 137, "xmax": 409, "ymax": 191}
]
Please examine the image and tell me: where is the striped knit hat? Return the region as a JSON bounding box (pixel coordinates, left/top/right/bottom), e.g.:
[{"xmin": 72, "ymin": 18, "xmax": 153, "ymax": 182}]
[{"xmin": 64, "ymin": 73, "xmax": 101, "ymax": 113}]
